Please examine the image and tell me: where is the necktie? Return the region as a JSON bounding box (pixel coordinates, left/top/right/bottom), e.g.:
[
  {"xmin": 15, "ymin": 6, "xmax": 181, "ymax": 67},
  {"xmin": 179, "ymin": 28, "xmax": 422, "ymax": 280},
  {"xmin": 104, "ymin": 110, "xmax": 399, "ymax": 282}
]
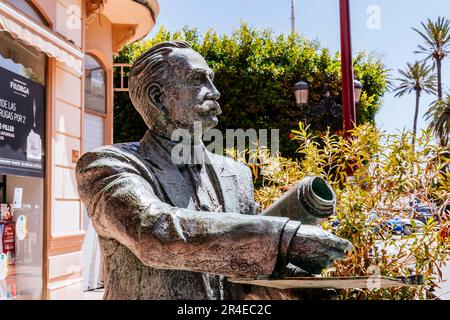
[{"xmin": 180, "ymin": 164, "xmax": 221, "ymax": 212}]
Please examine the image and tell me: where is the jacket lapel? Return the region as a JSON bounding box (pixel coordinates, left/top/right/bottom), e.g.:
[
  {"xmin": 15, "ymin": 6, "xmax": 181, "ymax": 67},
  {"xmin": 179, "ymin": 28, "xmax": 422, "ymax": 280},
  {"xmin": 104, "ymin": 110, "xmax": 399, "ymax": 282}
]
[
  {"xmin": 139, "ymin": 130, "xmax": 240, "ymax": 213},
  {"xmin": 206, "ymin": 151, "xmax": 240, "ymax": 213},
  {"xmin": 139, "ymin": 131, "xmax": 195, "ymax": 209}
]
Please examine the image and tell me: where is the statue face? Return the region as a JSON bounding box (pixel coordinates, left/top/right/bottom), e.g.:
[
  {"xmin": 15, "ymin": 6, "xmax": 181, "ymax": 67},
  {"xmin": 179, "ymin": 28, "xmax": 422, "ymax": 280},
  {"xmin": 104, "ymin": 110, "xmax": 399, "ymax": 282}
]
[{"xmin": 161, "ymin": 48, "xmax": 221, "ymax": 136}]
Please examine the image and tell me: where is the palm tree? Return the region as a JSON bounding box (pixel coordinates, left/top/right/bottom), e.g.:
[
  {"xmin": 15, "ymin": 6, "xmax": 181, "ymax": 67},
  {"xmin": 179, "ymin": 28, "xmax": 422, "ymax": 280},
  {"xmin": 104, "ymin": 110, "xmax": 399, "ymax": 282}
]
[
  {"xmin": 413, "ymin": 16, "xmax": 450, "ymax": 100},
  {"xmin": 394, "ymin": 61, "xmax": 437, "ymax": 146},
  {"xmin": 425, "ymin": 96, "xmax": 450, "ymax": 146}
]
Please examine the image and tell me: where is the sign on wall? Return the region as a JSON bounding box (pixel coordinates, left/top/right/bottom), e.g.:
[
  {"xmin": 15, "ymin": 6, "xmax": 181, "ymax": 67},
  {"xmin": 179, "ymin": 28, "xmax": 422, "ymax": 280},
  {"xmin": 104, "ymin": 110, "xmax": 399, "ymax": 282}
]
[{"xmin": 0, "ymin": 66, "xmax": 45, "ymax": 178}]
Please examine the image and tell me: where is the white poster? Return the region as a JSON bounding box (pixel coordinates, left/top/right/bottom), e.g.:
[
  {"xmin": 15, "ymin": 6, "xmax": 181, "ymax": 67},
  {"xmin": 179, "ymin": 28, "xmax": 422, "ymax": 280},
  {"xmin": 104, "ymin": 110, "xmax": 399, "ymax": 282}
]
[
  {"xmin": 13, "ymin": 188, "xmax": 23, "ymax": 209},
  {"xmin": 16, "ymin": 215, "xmax": 27, "ymax": 240}
]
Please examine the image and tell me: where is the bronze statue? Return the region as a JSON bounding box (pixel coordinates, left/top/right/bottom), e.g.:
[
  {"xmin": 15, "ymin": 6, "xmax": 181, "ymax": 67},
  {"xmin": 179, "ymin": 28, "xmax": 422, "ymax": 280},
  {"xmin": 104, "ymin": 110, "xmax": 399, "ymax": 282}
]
[{"xmin": 75, "ymin": 41, "xmax": 352, "ymax": 300}]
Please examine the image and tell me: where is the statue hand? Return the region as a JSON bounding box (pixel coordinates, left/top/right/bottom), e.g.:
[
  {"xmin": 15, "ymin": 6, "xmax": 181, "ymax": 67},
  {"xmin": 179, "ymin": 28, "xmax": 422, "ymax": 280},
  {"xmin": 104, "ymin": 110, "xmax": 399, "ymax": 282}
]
[{"xmin": 287, "ymin": 225, "xmax": 352, "ymax": 274}]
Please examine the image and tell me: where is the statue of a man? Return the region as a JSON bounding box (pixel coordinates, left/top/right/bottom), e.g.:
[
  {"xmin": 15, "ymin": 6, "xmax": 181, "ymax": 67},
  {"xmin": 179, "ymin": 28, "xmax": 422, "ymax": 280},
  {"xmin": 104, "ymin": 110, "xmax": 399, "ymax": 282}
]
[{"xmin": 76, "ymin": 41, "xmax": 352, "ymax": 300}]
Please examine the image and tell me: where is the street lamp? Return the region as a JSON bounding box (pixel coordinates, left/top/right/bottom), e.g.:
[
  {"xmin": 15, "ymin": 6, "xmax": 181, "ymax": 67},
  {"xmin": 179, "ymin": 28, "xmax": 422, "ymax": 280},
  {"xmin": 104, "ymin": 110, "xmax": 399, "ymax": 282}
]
[
  {"xmin": 293, "ymin": 79, "xmax": 362, "ymax": 109},
  {"xmin": 354, "ymin": 79, "xmax": 363, "ymax": 104},
  {"xmin": 293, "ymin": 81, "xmax": 309, "ymax": 106}
]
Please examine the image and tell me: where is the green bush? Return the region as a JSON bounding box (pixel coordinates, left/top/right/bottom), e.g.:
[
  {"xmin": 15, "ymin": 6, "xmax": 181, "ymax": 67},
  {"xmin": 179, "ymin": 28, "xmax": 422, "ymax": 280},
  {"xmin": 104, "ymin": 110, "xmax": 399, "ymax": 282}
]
[
  {"xmin": 229, "ymin": 123, "xmax": 450, "ymax": 300},
  {"xmin": 114, "ymin": 24, "xmax": 389, "ymax": 158}
]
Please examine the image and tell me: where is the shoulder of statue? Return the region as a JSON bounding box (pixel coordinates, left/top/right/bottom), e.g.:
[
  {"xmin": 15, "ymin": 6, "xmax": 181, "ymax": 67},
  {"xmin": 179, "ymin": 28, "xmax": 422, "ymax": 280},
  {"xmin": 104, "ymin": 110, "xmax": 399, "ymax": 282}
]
[
  {"xmin": 84, "ymin": 142, "xmax": 142, "ymax": 160},
  {"xmin": 76, "ymin": 142, "xmax": 144, "ymax": 172},
  {"xmin": 111, "ymin": 142, "xmax": 141, "ymax": 155}
]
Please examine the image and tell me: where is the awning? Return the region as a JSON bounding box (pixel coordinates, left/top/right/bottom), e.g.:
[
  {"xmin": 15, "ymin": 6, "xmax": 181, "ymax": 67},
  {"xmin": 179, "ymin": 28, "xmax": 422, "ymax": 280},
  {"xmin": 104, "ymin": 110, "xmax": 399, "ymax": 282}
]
[{"xmin": 0, "ymin": 2, "xmax": 83, "ymax": 75}]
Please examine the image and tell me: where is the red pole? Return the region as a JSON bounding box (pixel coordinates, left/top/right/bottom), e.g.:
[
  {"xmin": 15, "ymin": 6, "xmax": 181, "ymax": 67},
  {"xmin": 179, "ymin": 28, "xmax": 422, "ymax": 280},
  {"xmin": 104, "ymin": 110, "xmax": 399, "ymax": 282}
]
[{"xmin": 339, "ymin": 0, "xmax": 356, "ymax": 136}]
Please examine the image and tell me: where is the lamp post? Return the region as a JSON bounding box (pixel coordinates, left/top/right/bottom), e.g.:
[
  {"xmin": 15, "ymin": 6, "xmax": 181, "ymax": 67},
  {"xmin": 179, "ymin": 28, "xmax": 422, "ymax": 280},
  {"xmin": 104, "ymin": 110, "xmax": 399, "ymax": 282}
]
[
  {"xmin": 291, "ymin": 0, "xmax": 296, "ymax": 35},
  {"xmin": 293, "ymin": 81, "xmax": 309, "ymax": 106},
  {"xmin": 292, "ymin": 0, "xmax": 357, "ymax": 134},
  {"xmin": 353, "ymin": 79, "xmax": 363, "ymax": 104},
  {"xmin": 293, "ymin": 79, "xmax": 362, "ymax": 179},
  {"xmin": 293, "ymin": 80, "xmax": 362, "ymax": 124},
  {"xmin": 293, "ymin": 81, "xmax": 362, "ymax": 107},
  {"xmin": 293, "ymin": 0, "xmax": 358, "ymax": 178},
  {"xmin": 339, "ymin": 0, "xmax": 356, "ymax": 137}
]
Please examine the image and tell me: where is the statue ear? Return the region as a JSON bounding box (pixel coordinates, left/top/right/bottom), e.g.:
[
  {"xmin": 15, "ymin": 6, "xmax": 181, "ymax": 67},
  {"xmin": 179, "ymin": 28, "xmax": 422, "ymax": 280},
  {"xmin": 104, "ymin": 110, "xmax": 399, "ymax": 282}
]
[{"xmin": 147, "ymin": 83, "xmax": 165, "ymax": 112}]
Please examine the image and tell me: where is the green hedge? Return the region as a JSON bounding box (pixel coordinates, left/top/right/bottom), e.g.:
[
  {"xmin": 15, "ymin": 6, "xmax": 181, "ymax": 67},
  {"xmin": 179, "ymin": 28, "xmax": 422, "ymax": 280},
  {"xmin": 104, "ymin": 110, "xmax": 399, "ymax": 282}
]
[{"xmin": 114, "ymin": 24, "xmax": 389, "ymax": 158}]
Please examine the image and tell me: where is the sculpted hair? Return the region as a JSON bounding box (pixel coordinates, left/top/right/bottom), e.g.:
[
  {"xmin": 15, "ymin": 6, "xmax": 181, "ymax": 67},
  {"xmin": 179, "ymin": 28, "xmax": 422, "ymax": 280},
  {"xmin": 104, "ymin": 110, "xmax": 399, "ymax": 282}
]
[{"xmin": 128, "ymin": 41, "xmax": 192, "ymax": 128}]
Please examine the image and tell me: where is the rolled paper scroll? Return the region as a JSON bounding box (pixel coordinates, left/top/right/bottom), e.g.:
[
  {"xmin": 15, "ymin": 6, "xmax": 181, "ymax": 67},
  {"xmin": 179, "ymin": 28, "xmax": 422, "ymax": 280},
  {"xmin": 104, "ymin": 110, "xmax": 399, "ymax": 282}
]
[{"xmin": 261, "ymin": 176, "xmax": 336, "ymax": 225}]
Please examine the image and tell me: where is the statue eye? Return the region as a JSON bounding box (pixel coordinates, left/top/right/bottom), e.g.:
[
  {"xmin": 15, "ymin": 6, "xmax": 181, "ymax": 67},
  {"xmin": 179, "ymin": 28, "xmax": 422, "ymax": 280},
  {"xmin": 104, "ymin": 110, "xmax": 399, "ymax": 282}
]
[{"xmin": 192, "ymin": 74, "xmax": 203, "ymax": 86}]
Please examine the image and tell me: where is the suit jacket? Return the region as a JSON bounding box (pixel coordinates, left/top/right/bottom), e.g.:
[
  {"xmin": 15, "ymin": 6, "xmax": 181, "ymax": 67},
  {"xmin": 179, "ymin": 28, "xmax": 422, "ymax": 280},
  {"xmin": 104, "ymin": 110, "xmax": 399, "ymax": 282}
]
[{"xmin": 76, "ymin": 130, "xmax": 293, "ymax": 299}]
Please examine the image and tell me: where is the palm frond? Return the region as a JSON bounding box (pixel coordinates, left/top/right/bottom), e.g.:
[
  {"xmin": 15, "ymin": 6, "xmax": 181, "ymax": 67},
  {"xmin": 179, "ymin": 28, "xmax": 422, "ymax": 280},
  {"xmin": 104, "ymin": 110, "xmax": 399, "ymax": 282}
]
[
  {"xmin": 393, "ymin": 61, "xmax": 437, "ymax": 97},
  {"xmin": 425, "ymin": 96, "xmax": 450, "ymax": 144},
  {"xmin": 413, "ymin": 17, "xmax": 450, "ymax": 61}
]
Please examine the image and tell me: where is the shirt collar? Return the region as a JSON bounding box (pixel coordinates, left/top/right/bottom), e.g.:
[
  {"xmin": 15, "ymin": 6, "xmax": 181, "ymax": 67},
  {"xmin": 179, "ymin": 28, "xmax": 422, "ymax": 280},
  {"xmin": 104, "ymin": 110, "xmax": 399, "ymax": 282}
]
[{"xmin": 151, "ymin": 131, "xmax": 206, "ymax": 167}]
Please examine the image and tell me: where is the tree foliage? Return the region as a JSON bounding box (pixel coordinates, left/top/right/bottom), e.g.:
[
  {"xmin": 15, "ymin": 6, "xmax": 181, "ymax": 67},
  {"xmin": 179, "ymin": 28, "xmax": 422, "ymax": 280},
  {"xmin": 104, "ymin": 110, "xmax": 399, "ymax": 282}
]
[
  {"xmin": 426, "ymin": 95, "xmax": 450, "ymax": 146},
  {"xmin": 394, "ymin": 61, "xmax": 437, "ymax": 145},
  {"xmin": 230, "ymin": 123, "xmax": 450, "ymax": 300},
  {"xmin": 114, "ymin": 24, "xmax": 389, "ymax": 157},
  {"xmin": 413, "ymin": 16, "xmax": 450, "ymax": 100}
]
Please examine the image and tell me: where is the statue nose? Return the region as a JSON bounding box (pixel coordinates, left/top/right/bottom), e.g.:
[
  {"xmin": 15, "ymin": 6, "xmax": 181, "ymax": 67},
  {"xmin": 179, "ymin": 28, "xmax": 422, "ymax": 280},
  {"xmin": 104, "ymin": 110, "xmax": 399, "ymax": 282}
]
[{"xmin": 206, "ymin": 87, "xmax": 220, "ymax": 101}]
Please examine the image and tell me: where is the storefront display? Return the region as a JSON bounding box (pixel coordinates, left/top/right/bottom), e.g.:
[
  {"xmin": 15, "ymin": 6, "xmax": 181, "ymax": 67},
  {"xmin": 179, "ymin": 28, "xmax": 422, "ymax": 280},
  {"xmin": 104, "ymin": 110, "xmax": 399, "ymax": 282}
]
[
  {"xmin": 0, "ymin": 220, "xmax": 15, "ymax": 264},
  {"xmin": 0, "ymin": 66, "xmax": 45, "ymax": 178},
  {"xmin": 0, "ymin": 0, "xmax": 157, "ymax": 299},
  {"xmin": 0, "ymin": 219, "xmax": 16, "ymax": 300},
  {"xmin": 0, "ymin": 22, "xmax": 46, "ymax": 300},
  {"xmin": 15, "ymin": 215, "xmax": 27, "ymax": 241},
  {"xmin": 0, "ymin": 179, "xmax": 43, "ymax": 300},
  {"xmin": 0, "ymin": 253, "xmax": 7, "ymax": 280},
  {"xmin": 0, "ymin": 254, "xmax": 16, "ymax": 299},
  {"xmin": 0, "ymin": 204, "xmax": 13, "ymax": 221}
]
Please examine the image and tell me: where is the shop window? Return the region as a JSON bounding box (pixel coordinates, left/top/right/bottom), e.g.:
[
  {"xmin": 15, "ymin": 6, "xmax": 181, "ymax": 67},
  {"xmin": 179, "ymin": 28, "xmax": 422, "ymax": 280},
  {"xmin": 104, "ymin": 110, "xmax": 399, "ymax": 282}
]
[
  {"xmin": 0, "ymin": 1, "xmax": 46, "ymax": 300},
  {"xmin": 85, "ymin": 54, "xmax": 107, "ymax": 114},
  {"xmin": 0, "ymin": 32, "xmax": 46, "ymax": 85},
  {"xmin": 82, "ymin": 55, "xmax": 106, "ymax": 290}
]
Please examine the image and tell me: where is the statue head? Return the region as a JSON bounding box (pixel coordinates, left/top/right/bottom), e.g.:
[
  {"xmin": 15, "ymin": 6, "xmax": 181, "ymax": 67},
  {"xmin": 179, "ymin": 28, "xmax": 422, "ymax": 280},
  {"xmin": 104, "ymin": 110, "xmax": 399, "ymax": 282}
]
[{"xmin": 129, "ymin": 41, "xmax": 222, "ymax": 139}]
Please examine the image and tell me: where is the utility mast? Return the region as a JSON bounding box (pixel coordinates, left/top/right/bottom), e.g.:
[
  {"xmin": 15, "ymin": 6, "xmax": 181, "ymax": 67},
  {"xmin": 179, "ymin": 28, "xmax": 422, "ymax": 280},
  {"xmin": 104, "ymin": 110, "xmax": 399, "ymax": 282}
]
[{"xmin": 291, "ymin": 0, "xmax": 296, "ymax": 34}]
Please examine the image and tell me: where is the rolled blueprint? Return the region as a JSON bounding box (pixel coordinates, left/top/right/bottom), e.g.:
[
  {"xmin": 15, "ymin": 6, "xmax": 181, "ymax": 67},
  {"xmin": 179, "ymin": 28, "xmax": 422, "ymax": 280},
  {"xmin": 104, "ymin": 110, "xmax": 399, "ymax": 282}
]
[{"xmin": 261, "ymin": 176, "xmax": 336, "ymax": 225}]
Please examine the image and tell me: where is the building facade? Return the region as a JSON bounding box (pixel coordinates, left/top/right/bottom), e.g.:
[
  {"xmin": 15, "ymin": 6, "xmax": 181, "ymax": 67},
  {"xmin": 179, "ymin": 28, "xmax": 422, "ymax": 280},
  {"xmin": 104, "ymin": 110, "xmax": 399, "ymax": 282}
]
[{"xmin": 0, "ymin": 0, "xmax": 158, "ymax": 299}]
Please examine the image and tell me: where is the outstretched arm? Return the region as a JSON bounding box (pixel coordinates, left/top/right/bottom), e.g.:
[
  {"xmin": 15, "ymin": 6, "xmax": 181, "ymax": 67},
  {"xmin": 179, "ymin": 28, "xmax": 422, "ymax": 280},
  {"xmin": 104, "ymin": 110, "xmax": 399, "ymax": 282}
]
[{"xmin": 76, "ymin": 146, "xmax": 298, "ymax": 278}]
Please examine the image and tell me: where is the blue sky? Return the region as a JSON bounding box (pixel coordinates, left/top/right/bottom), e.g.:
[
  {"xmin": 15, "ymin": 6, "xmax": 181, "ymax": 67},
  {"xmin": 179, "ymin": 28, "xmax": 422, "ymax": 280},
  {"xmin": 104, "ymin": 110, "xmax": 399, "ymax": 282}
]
[{"xmin": 148, "ymin": 0, "xmax": 450, "ymax": 134}]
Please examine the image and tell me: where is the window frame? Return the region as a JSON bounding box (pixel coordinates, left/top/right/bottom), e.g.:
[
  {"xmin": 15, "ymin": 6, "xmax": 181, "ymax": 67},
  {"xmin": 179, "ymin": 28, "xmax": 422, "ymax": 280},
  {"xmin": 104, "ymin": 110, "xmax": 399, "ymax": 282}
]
[
  {"xmin": 4, "ymin": 0, "xmax": 50, "ymax": 27},
  {"xmin": 84, "ymin": 53, "xmax": 107, "ymax": 116}
]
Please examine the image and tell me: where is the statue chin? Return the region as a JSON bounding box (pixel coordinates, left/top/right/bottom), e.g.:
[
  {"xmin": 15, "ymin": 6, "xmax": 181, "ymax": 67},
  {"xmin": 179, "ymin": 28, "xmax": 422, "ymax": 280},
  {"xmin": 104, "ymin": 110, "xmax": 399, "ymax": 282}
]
[
  {"xmin": 202, "ymin": 115, "xmax": 219, "ymax": 129},
  {"xmin": 207, "ymin": 117, "xmax": 219, "ymax": 129}
]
